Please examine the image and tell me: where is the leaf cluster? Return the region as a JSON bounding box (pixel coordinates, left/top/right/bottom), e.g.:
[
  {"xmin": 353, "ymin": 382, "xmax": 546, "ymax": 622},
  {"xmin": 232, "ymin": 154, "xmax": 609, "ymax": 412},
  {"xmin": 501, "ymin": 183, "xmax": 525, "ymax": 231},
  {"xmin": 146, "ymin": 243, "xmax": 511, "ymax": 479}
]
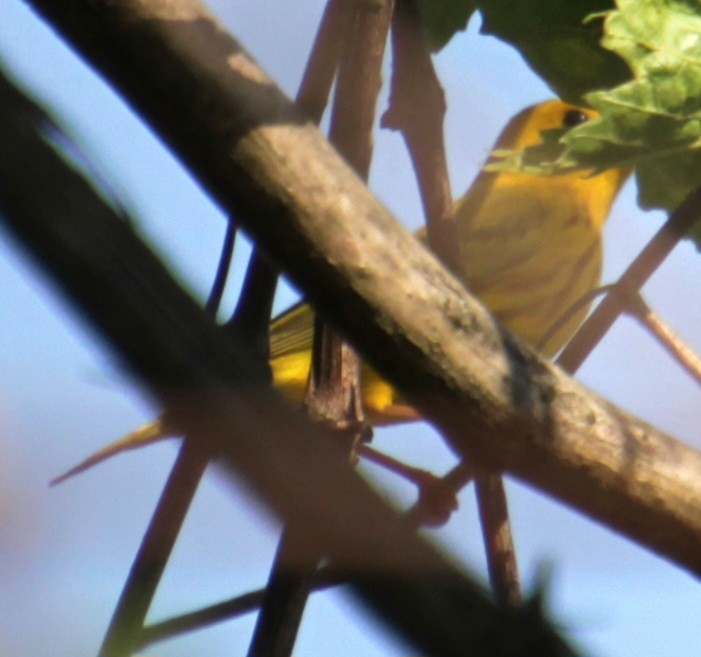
[{"xmin": 417, "ymin": 0, "xmax": 701, "ymax": 246}]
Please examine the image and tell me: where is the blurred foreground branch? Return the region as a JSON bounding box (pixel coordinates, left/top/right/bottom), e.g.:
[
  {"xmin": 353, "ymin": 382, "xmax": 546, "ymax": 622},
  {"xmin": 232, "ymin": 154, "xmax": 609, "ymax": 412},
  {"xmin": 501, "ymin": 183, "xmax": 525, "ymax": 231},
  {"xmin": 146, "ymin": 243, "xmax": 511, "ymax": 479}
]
[{"xmin": 0, "ymin": 64, "xmax": 572, "ymax": 656}]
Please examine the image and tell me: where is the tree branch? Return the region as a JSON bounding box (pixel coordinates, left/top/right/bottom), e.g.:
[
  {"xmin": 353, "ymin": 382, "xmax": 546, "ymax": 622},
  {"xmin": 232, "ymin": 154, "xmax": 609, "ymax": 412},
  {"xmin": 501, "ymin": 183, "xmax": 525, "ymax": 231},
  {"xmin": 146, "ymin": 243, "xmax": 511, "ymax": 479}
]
[
  {"xmin": 474, "ymin": 472, "xmax": 521, "ymax": 606},
  {"xmin": 382, "ymin": 0, "xmax": 458, "ymax": 273},
  {"xmin": 295, "ymin": 0, "xmax": 350, "ymax": 124}
]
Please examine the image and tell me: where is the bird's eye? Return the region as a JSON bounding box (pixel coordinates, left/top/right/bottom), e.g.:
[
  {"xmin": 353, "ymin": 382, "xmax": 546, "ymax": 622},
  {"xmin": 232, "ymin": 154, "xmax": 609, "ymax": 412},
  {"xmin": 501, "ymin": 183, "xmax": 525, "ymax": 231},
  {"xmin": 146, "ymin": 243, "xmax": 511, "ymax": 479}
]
[{"xmin": 562, "ymin": 109, "xmax": 589, "ymax": 127}]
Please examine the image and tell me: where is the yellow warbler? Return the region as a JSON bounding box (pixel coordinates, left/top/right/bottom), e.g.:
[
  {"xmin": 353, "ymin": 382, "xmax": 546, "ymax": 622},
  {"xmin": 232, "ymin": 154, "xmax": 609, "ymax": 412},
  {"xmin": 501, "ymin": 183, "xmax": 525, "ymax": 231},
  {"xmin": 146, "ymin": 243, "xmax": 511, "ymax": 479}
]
[
  {"xmin": 52, "ymin": 99, "xmax": 629, "ymax": 483},
  {"xmin": 269, "ymin": 99, "xmax": 629, "ymax": 424}
]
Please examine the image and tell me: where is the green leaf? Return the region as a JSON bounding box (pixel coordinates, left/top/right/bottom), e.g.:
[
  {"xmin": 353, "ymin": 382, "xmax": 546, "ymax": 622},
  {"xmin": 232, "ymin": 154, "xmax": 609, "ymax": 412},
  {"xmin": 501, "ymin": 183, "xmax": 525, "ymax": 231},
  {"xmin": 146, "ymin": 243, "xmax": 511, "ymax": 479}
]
[
  {"xmin": 489, "ymin": 0, "xmax": 701, "ymax": 247},
  {"xmin": 573, "ymin": 0, "xmax": 701, "ymax": 246},
  {"xmin": 475, "ymin": 0, "xmax": 631, "ymax": 101},
  {"xmin": 416, "ymin": 0, "xmax": 476, "ymax": 51}
]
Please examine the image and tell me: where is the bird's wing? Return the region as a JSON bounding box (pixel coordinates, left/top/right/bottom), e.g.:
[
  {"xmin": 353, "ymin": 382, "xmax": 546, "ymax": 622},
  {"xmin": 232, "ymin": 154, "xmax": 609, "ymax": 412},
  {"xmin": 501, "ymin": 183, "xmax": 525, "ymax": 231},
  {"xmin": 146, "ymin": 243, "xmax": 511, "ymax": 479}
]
[{"xmin": 269, "ymin": 301, "xmax": 315, "ymax": 359}]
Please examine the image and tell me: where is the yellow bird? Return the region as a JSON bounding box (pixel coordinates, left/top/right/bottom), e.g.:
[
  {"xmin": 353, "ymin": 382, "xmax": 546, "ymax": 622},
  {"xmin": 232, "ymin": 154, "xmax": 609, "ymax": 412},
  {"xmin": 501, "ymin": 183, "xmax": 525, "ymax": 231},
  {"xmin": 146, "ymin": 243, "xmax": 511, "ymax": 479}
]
[
  {"xmin": 268, "ymin": 99, "xmax": 628, "ymax": 424},
  {"xmin": 51, "ymin": 99, "xmax": 629, "ymax": 484}
]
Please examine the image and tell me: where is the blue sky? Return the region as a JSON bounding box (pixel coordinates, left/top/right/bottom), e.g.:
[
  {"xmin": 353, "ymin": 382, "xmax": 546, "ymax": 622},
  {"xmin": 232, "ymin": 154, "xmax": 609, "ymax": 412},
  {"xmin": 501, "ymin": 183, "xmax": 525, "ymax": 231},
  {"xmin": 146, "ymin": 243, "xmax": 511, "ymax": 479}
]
[{"xmin": 0, "ymin": 1, "xmax": 700, "ymax": 656}]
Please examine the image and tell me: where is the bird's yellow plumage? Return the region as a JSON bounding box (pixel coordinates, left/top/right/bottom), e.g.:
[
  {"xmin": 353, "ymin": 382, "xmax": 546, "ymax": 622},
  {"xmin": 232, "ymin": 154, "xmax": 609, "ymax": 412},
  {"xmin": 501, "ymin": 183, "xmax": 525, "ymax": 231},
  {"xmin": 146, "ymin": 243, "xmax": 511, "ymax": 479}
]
[
  {"xmin": 268, "ymin": 100, "xmax": 629, "ymax": 425},
  {"xmin": 52, "ymin": 100, "xmax": 629, "ymax": 483},
  {"xmin": 267, "ymin": 302, "xmax": 419, "ymax": 425},
  {"xmin": 452, "ymin": 101, "xmax": 628, "ymax": 355}
]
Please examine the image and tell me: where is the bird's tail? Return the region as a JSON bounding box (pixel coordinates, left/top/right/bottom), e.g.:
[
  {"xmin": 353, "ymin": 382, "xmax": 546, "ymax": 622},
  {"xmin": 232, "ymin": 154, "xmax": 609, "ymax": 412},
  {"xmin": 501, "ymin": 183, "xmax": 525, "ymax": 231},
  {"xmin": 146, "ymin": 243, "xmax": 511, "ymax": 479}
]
[{"xmin": 50, "ymin": 417, "xmax": 171, "ymax": 486}]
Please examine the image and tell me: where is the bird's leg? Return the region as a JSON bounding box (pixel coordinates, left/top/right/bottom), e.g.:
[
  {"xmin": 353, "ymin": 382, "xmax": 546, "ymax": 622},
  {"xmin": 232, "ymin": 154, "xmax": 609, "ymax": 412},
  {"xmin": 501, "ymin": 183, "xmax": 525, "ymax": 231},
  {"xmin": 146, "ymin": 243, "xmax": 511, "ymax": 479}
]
[{"xmin": 358, "ymin": 444, "xmax": 472, "ymax": 527}]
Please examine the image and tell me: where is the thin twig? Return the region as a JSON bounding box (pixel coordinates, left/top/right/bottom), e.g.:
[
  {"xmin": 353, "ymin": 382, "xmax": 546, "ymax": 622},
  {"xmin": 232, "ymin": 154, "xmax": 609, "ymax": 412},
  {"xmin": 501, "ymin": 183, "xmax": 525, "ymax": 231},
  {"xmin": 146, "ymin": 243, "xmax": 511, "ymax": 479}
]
[
  {"xmin": 227, "ymin": 249, "xmax": 278, "ymax": 364},
  {"xmin": 205, "ymin": 220, "xmax": 237, "ymax": 314},
  {"xmin": 558, "ymin": 188, "xmax": 701, "ymax": 374},
  {"xmin": 382, "ymin": 0, "xmax": 458, "ymax": 273},
  {"xmin": 245, "ymin": 527, "xmax": 325, "ymax": 657},
  {"xmin": 137, "ymin": 567, "xmax": 345, "ymax": 650},
  {"xmin": 536, "ymin": 285, "xmax": 614, "ymax": 354},
  {"xmin": 361, "ymin": 444, "xmax": 462, "ymax": 527},
  {"xmin": 327, "ymin": 0, "xmax": 390, "ymax": 180},
  {"xmin": 624, "ymin": 291, "xmax": 701, "ymax": 387},
  {"xmin": 361, "ymin": 443, "xmax": 431, "ymax": 482},
  {"xmin": 474, "ymin": 473, "xmax": 521, "ymax": 606},
  {"xmin": 99, "ymin": 208, "xmax": 239, "ymax": 657},
  {"xmin": 295, "ymin": 0, "xmax": 351, "ymax": 124},
  {"xmin": 100, "ymin": 440, "xmax": 210, "ymax": 657}
]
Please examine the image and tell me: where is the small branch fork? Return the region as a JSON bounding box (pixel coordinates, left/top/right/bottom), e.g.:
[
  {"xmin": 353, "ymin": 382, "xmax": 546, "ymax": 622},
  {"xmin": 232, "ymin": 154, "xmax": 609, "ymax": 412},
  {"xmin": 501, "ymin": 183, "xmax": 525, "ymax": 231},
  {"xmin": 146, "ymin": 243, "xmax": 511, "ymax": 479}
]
[
  {"xmin": 135, "ymin": 454, "xmax": 476, "ymax": 650},
  {"xmin": 98, "ymin": 222, "xmax": 238, "ymax": 657},
  {"xmin": 542, "ymin": 283, "xmax": 701, "ymax": 388},
  {"xmin": 360, "ymin": 445, "xmax": 462, "ymax": 527},
  {"xmin": 136, "ymin": 567, "xmax": 345, "ymax": 651}
]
